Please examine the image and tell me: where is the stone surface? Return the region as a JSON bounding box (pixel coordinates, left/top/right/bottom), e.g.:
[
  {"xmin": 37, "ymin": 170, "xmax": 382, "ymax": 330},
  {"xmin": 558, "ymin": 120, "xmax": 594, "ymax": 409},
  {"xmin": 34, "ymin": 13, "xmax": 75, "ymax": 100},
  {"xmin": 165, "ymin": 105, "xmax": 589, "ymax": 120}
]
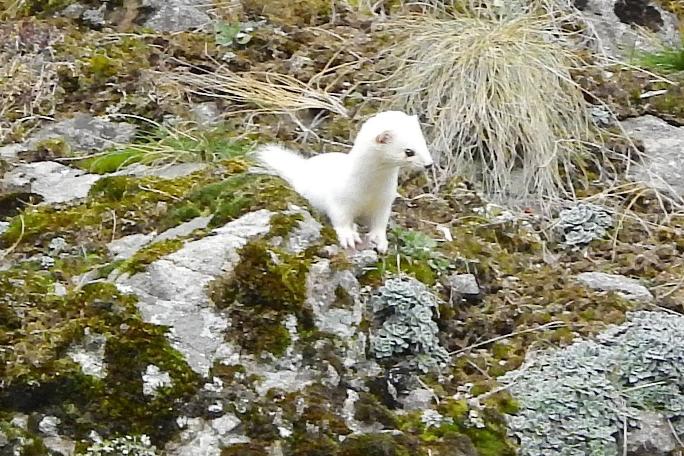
[
  {"xmin": 142, "ymin": 0, "xmax": 211, "ymax": 32},
  {"xmin": 115, "ymin": 210, "xmax": 273, "ymax": 375},
  {"xmin": 306, "ymin": 260, "xmax": 363, "ymax": 339},
  {"xmin": 114, "ymin": 162, "xmax": 208, "ymax": 179},
  {"xmin": 620, "ymin": 411, "xmax": 677, "ymax": 456},
  {"xmin": 108, "ymin": 233, "xmax": 157, "ymax": 261},
  {"xmin": 191, "ymin": 102, "xmax": 222, "ymax": 126},
  {"xmin": 577, "ymin": 0, "xmax": 681, "ymax": 58},
  {"xmin": 576, "ymin": 271, "xmax": 653, "ymax": 302},
  {"xmin": 142, "ymin": 365, "xmax": 173, "ymax": 397},
  {"xmin": 28, "ymin": 113, "xmax": 136, "ymax": 155},
  {"xmin": 2, "ymin": 161, "xmax": 100, "ymax": 203},
  {"xmin": 445, "ymin": 273, "xmax": 480, "ymax": 296},
  {"xmin": 107, "ymin": 216, "xmax": 211, "ymax": 260},
  {"xmin": 622, "ymin": 115, "xmax": 684, "ymax": 198},
  {"xmin": 66, "ymin": 330, "xmax": 107, "ymax": 379},
  {"xmin": 155, "ymin": 215, "xmax": 212, "ymax": 242},
  {"xmin": 400, "ymin": 388, "xmax": 434, "ymax": 411}
]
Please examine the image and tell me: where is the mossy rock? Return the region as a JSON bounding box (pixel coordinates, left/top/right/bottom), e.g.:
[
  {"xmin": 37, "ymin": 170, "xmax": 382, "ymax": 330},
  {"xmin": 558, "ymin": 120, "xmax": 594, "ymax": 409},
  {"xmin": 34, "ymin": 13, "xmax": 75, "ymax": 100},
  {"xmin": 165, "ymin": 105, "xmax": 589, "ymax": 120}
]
[
  {"xmin": 0, "ymin": 271, "xmax": 199, "ymax": 445},
  {"xmin": 0, "ymin": 168, "xmax": 215, "ymax": 254},
  {"xmin": 209, "ymin": 239, "xmax": 313, "ymax": 356},
  {"xmin": 242, "ymin": 0, "xmax": 332, "ymax": 27}
]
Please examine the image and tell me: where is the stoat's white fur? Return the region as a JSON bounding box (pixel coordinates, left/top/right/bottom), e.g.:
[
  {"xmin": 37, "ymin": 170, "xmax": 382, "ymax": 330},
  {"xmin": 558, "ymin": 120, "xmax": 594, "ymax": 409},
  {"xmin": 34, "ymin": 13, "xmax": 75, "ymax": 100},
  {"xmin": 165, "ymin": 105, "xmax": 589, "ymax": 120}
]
[{"xmin": 253, "ymin": 110, "xmax": 434, "ymax": 253}]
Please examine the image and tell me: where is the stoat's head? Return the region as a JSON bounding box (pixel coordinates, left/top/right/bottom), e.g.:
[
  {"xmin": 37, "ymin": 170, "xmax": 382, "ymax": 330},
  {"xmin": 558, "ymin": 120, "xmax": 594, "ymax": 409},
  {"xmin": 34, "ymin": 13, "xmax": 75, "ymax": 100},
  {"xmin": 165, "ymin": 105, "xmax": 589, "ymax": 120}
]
[{"xmin": 355, "ymin": 111, "xmax": 434, "ymax": 170}]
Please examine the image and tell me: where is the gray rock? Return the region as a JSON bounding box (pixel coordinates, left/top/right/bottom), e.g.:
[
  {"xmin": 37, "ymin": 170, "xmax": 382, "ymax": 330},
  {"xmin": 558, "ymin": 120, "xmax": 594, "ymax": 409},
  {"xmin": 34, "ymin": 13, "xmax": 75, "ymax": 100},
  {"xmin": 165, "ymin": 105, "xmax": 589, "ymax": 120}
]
[
  {"xmin": 276, "ymin": 205, "xmax": 323, "ymax": 253},
  {"xmin": 81, "ymin": 4, "xmax": 106, "ymax": 28},
  {"xmin": 107, "ymin": 216, "xmax": 211, "ymax": 261},
  {"xmin": 142, "ymin": 365, "xmax": 173, "ymax": 397},
  {"xmin": 66, "ymin": 330, "xmax": 107, "ymax": 379},
  {"xmin": 622, "ymin": 115, "xmax": 684, "ymax": 199},
  {"xmin": 142, "ymin": 0, "xmax": 211, "ymax": 32},
  {"xmin": 53, "ymin": 282, "xmax": 68, "ymax": 297},
  {"xmin": 445, "ymin": 273, "xmax": 480, "ymax": 296},
  {"xmin": 10, "ymin": 414, "xmax": 28, "ymax": 430},
  {"xmin": 38, "ymin": 416, "xmax": 61, "ymax": 436},
  {"xmin": 0, "ymin": 143, "xmax": 24, "ymax": 161},
  {"xmin": 620, "ymin": 411, "xmax": 677, "ymax": 456},
  {"xmin": 0, "ymin": 430, "xmax": 7, "ymax": 446},
  {"xmin": 115, "ymin": 210, "xmax": 273, "ymax": 375},
  {"xmin": 61, "ymin": 3, "xmax": 86, "ymax": 19},
  {"xmin": 114, "ymin": 162, "xmax": 208, "ymax": 179},
  {"xmin": 306, "ymin": 260, "xmax": 363, "ymax": 339},
  {"xmin": 578, "ymin": 0, "xmax": 681, "ymax": 59},
  {"xmin": 165, "ymin": 417, "xmax": 222, "ymax": 456},
  {"xmin": 400, "ymin": 388, "xmax": 434, "ymax": 411},
  {"xmin": 191, "ymin": 102, "xmax": 222, "ymax": 126},
  {"xmin": 155, "ymin": 215, "xmax": 211, "ymax": 242},
  {"xmin": 3, "ymin": 161, "xmax": 100, "ymax": 203},
  {"xmin": 108, "ymin": 233, "xmax": 156, "ymax": 261},
  {"xmin": 210, "ymin": 414, "xmax": 241, "ymax": 437},
  {"xmin": 38, "ymin": 417, "xmax": 76, "ymax": 455},
  {"xmin": 576, "ymin": 271, "xmax": 653, "ymax": 302},
  {"xmin": 43, "ymin": 438, "xmax": 75, "ymax": 456},
  {"xmin": 28, "ymin": 114, "xmax": 136, "ymax": 155}
]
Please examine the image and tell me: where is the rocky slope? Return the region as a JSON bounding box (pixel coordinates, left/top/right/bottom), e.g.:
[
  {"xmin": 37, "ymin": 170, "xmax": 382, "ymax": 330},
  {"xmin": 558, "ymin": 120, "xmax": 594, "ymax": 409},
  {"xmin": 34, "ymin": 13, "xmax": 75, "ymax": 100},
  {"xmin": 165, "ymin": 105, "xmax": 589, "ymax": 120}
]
[{"xmin": 1, "ymin": 1, "xmax": 683, "ymax": 455}]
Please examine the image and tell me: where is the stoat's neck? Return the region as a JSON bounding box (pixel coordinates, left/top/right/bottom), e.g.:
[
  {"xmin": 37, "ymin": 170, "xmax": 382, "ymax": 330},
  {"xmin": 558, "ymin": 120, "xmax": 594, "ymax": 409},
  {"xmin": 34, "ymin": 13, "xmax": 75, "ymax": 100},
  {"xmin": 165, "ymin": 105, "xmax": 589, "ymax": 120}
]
[{"xmin": 348, "ymin": 139, "xmax": 399, "ymax": 191}]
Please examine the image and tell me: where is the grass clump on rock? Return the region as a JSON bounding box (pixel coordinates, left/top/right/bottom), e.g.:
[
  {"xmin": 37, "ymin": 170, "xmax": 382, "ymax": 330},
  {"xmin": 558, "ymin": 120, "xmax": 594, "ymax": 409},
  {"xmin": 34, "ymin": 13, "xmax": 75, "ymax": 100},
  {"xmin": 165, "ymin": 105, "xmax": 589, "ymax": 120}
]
[{"xmin": 385, "ymin": 2, "xmax": 596, "ymax": 201}]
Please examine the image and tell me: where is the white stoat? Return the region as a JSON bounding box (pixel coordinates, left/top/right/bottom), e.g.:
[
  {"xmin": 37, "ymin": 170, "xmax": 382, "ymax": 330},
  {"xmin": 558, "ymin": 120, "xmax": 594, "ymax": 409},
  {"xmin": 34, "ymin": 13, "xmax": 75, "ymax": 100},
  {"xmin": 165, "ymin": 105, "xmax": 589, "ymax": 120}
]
[{"xmin": 252, "ymin": 110, "xmax": 434, "ymax": 254}]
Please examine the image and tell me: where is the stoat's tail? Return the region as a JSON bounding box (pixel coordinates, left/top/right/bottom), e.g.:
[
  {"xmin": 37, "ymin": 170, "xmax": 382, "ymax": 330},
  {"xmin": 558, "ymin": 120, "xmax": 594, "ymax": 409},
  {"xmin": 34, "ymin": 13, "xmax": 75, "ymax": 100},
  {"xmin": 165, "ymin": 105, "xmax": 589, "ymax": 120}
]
[{"xmin": 252, "ymin": 144, "xmax": 308, "ymax": 192}]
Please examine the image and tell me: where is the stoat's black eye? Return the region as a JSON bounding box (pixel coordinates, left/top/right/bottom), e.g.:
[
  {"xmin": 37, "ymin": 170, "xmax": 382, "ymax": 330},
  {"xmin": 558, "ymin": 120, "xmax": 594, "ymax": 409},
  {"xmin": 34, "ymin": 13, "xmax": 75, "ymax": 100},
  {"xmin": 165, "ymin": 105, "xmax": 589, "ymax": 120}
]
[{"xmin": 405, "ymin": 148, "xmax": 415, "ymax": 157}]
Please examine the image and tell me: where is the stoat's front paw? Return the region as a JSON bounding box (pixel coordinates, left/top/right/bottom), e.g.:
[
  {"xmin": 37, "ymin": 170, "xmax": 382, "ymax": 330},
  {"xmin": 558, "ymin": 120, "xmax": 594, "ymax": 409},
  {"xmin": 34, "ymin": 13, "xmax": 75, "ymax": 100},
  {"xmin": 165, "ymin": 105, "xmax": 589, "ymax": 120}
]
[
  {"xmin": 336, "ymin": 227, "xmax": 362, "ymax": 251},
  {"xmin": 367, "ymin": 231, "xmax": 389, "ymax": 254}
]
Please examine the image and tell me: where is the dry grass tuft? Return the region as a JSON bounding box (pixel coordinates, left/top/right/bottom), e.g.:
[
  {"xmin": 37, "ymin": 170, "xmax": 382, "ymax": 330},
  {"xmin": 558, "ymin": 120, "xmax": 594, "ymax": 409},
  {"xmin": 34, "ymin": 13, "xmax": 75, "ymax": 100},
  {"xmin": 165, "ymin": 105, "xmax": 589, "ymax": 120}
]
[
  {"xmin": 382, "ymin": 1, "xmax": 599, "ymax": 203},
  {"xmin": 152, "ymin": 60, "xmax": 348, "ymax": 118},
  {"xmin": 0, "ymin": 52, "xmax": 61, "ymax": 144}
]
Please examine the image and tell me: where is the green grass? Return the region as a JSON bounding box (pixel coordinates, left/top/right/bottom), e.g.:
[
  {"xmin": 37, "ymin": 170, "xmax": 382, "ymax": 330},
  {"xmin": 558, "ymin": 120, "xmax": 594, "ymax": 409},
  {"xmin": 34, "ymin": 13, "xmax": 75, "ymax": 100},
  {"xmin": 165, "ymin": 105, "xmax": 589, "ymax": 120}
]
[
  {"xmin": 76, "ymin": 124, "xmax": 255, "ymax": 174},
  {"xmin": 637, "ymin": 42, "xmax": 684, "ymax": 73}
]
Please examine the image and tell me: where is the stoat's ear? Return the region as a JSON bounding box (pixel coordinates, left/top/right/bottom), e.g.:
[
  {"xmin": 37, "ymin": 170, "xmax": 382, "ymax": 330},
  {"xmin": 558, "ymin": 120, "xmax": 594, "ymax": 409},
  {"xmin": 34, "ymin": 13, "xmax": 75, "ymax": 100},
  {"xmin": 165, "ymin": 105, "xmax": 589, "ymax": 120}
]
[{"xmin": 375, "ymin": 131, "xmax": 393, "ymax": 145}]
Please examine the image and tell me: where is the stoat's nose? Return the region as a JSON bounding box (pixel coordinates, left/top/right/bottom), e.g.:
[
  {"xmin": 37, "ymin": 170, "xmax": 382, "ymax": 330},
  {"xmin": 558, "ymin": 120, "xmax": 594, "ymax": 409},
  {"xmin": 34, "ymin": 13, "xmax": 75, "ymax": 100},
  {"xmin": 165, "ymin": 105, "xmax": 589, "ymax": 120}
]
[{"xmin": 424, "ymin": 163, "xmax": 433, "ymax": 170}]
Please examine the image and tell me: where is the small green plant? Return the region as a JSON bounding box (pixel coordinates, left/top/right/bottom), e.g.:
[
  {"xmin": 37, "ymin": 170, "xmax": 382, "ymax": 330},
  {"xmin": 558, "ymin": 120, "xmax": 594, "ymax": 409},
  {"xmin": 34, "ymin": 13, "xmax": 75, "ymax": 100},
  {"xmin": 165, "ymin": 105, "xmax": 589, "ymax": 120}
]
[
  {"xmin": 392, "ymin": 228, "xmax": 450, "ymax": 275},
  {"xmin": 214, "ymin": 21, "xmax": 252, "ymax": 47},
  {"xmin": 76, "ymin": 124, "xmax": 253, "ymax": 173},
  {"xmin": 636, "ymin": 41, "xmax": 684, "ymax": 73}
]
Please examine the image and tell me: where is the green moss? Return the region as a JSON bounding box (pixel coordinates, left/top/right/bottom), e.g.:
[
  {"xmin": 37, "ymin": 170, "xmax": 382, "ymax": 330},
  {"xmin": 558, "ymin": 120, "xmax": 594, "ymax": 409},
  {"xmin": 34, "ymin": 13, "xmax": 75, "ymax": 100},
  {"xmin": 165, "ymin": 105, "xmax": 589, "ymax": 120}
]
[
  {"xmin": 76, "ymin": 127, "xmax": 254, "ymax": 176},
  {"xmin": 119, "ymin": 239, "xmax": 184, "ymax": 274},
  {"xmin": 338, "ymin": 433, "xmax": 418, "ymax": 456},
  {"xmin": 89, "ymin": 175, "xmax": 138, "ymax": 201},
  {"xmin": 287, "ymin": 434, "xmax": 339, "ymax": 456},
  {"xmin": 0, "ymin": 421, "xmax": 48, "ymax": 455},
  {"xmin": 221, "ymin": 443, "xmax": 269, "ymax": 455},
  {"xmin": 0, "ymin": 271, "xmax": 199, "ymax": 445},
  {"xmin": 636, "ymin": 43, "xmax": 684, "ymax": 73},
  {"xmin": 0, "ymin": 169, "xmax": 214, "ymax": 253},
  {"xmin": 20, "ymin": 137, "xmax": 72, "ymax": 162},
  {"xmin": 394, "ymin": 398, "xmax": 516, "ymax": 455},
  {"xmin": 159, "ymin": 172, "xmax": 306, "ymax": 232},
  {"xmin": 268, "ymin": 212, "xmax": 305, "ymax": 239},
  {"xmin": 2, "ymin": 0, "xmax": 77, "ymax": 17},
  {"xmin": 353, "ymin": 392, "xmax": 399, "ymax": 428},
  {"xmin": 209, "ymin": 239, "xmax": 312, "ymax": 356},
  {"xmin": 76, "ymin": 149, "xmax": 146, "ymax": 174},
  {"xmin": 61, "ymin": 35, "xmax": 153, "ymax": 92}
]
